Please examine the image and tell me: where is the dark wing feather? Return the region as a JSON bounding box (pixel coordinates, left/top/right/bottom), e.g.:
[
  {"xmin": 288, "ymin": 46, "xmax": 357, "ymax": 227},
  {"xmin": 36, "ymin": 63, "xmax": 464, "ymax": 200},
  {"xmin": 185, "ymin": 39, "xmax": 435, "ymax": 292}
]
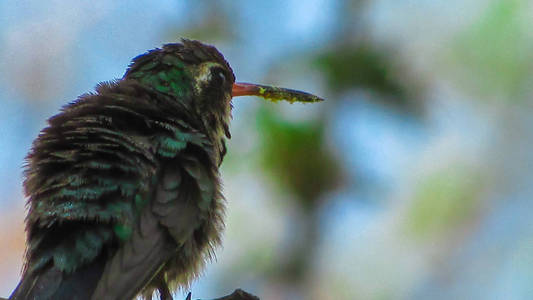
[
  {"xmin": 90, "ymin": 123, "xmax": 215, "ymax": 299},
  {"xmin": 90, "ymin": 156, "xmax": 212, "ymax": 299},
  {"xmin": 90, "ymin": 202, "xmax": 174, "ymax": 300}
]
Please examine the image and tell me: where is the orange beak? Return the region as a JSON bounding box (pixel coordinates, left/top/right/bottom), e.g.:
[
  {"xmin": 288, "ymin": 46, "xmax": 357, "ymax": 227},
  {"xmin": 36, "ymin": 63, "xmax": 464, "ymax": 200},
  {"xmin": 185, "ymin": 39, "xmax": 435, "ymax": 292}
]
[
  {"xmin": 231, "ymin": 82, "xmax": 261, "ymax": 97},
  {"xmin": 231, "ymin": 82, "xmax": 324, "ymax": 103}
]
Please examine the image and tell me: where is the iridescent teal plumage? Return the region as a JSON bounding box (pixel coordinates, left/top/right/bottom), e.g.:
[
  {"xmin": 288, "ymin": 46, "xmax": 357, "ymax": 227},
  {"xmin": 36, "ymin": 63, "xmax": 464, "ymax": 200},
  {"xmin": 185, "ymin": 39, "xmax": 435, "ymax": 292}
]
[{"xmin": 11, "ymin": 40, "xmax": 232, "ymax": 300}]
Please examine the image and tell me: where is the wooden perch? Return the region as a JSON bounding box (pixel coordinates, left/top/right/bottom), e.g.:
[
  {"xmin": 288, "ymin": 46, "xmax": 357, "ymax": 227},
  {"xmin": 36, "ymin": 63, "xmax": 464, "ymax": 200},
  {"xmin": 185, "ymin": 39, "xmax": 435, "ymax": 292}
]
[
  {"xmin": 186, "ymin": 289, "xmax": 259, "ymax": 300},
  {"xmin": 0, "ymin": 289, "xmax": 259, "ymax": 300}
]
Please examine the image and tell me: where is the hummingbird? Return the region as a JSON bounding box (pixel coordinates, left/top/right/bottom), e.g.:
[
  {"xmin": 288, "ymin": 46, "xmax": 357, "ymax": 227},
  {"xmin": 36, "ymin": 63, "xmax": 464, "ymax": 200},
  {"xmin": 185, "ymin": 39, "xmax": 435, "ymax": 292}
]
[{"xmin": 8, "ymin": 39, "xmax": 322, "ymax": 300}]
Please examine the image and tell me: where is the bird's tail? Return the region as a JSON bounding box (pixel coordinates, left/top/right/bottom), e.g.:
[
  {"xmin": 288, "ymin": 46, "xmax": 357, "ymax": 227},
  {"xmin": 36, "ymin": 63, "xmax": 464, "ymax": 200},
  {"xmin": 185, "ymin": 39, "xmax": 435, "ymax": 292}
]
[{"xmin": 9, "ymin": 249, "xmax": 107, "ymax": 300}]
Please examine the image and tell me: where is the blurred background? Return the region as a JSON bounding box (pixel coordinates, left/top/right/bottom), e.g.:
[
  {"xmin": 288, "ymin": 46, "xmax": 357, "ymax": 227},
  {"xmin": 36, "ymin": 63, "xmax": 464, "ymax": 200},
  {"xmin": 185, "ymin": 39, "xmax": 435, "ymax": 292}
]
[{"xmin": 1, "ymin": 0, "xmax": 533, "ymax": 299}]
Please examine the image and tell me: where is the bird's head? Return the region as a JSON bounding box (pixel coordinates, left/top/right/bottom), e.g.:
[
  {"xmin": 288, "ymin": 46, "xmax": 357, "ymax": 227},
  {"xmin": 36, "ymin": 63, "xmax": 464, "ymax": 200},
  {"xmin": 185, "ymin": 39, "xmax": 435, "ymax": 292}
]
[{"xmin": 123, "ymin": 39, "xmax": 323, "ymax": 140}]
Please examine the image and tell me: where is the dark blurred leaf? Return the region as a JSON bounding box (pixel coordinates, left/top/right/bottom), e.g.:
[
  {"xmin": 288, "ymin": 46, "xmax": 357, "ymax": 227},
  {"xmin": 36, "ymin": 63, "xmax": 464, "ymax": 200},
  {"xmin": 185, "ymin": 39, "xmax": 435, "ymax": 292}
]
[
  {"xmin": 314, "ymin": 44, "xmax": 401, "ymax": 94},
  {"xmin": 256, "ymin": 107, "xmax": 343, "ymax": 208},
  {"xmin": 313, "ymin": 43, "xmax": 422, "ymax": 113}
]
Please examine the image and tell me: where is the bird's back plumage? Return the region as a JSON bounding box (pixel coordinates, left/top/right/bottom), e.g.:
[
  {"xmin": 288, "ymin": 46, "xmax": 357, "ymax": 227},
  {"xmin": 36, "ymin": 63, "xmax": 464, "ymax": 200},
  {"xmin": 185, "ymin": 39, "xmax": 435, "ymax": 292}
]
[{"xmin": 11, "ymin": 40, "xmax": 233, "ymax": 300}]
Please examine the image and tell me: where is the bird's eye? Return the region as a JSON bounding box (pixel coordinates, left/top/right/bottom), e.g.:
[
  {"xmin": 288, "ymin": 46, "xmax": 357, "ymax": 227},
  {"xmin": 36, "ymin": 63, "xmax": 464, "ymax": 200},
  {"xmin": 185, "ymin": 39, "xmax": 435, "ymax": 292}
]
[
  {"xmin": 218, "ymin": 72, "xmax": 226, "ymax": 82},
  {"xmin": 210, "ymin": 67, "xmax": 226, "ymax": 86}
]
